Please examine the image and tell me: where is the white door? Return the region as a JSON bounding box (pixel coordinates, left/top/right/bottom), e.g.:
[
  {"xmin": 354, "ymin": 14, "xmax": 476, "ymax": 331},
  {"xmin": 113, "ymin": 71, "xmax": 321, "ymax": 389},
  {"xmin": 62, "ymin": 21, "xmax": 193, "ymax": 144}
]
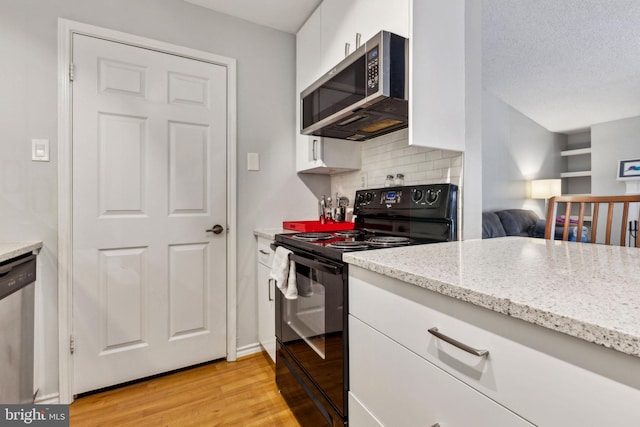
[{"xmin": 71, "ymin": 34, "xmax": 228, "ymax": 394}]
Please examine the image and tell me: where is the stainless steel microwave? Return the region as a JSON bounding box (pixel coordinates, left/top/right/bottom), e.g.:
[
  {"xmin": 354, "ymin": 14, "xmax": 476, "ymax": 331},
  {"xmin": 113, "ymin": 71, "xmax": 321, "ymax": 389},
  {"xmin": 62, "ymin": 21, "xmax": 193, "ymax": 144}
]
[{"xmin": 300, "ymin": 31, "xmax": 408, "ymax": 141}]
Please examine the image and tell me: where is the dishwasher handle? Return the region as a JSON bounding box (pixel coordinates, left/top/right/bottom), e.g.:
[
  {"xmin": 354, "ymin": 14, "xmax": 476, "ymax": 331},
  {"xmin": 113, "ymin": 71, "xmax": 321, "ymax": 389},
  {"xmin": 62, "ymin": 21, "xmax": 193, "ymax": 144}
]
[
  {"xmin": 0, "ymin": 254, "xmax": 36, "ymax": 277},
  {"xmin": 0, "ymin": 254, "xmax": 37, "ymax": 301}
]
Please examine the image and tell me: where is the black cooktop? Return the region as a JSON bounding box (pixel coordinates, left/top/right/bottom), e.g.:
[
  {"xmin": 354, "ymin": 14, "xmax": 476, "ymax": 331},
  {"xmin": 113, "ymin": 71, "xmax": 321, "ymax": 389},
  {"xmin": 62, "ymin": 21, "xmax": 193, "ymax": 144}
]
[
  {"xmin": 275, "ymin": 184, "xmax": 458, "ymax": 261},
  {"xmin": 274, "ymin": 227, "xmax": 444, "ymax": 261}
]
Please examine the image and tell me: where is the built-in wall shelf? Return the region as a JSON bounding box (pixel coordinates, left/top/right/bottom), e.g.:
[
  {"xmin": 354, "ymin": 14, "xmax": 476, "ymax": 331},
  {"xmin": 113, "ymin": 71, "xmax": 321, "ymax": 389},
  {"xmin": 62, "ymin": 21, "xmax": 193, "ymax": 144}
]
[
  {"xmin": 561, "ymin": 131, "xmax": 592, "ymax": 196},
  {"xmin": 561, "ymin": 170, "xmax": 592, "ymax": 178},
  {"xmin": 561, "ymin": 147, "xmax": 592, "ymax": 157}
]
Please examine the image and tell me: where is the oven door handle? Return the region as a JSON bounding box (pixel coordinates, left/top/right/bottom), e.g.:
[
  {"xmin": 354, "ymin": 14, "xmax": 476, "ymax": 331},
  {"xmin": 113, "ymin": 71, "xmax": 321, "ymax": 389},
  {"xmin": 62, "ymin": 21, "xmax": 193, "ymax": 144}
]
[{"xmin": 289, "ymin": 254, "xmax": 343, "ymax": 275}]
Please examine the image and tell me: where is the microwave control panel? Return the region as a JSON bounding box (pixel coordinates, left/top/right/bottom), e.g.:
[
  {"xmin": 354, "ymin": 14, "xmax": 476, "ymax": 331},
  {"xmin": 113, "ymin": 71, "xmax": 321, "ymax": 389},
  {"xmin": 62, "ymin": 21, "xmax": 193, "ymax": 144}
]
[{"xmin": 367, "ymin": 45, "xmax": 379, "ymax": 92}]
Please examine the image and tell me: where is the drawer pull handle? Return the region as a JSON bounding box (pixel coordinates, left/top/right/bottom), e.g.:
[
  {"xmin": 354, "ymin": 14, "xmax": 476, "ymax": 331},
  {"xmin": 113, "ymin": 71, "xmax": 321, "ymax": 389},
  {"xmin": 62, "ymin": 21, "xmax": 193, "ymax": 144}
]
[
  {"xmin": 259, "ymin": 249, "xmax": 269, "ymax": 255},
  {"xmin": 268, "ymin": 279, "xmax": 275, "ymax": 301},
  {"xmin": 428, "ymin": 327, "xmax": 489, "ymax": 357}
]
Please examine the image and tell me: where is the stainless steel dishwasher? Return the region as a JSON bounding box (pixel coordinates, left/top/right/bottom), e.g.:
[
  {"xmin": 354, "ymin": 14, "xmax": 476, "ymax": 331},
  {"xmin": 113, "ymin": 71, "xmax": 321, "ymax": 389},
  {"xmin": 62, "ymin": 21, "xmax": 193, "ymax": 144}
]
[{"xmin": 0, "ymin": 253, "xmax": 36, "ymax": 403}]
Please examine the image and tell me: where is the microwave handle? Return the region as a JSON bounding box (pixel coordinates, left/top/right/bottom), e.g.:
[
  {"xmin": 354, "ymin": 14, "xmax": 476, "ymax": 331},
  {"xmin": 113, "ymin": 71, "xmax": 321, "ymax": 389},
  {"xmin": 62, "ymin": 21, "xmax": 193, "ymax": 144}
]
[{"xmin": 289, "ymin": 253, "xmax": 342, "ymax": 276}]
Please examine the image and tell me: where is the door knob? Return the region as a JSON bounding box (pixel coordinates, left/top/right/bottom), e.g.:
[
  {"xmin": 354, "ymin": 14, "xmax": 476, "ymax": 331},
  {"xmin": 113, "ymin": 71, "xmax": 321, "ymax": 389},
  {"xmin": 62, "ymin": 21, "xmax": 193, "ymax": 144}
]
[{"xmin": 206, "ymin": 224, "xmax": 224, "ymax": 234}]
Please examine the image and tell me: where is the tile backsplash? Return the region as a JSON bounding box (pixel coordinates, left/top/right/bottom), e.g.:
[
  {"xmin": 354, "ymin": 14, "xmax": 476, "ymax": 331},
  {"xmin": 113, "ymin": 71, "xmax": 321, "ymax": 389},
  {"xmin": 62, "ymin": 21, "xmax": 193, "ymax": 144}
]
[{"xmin": 330, "ymin": 129, "xmax": 463, "ymax": 204}]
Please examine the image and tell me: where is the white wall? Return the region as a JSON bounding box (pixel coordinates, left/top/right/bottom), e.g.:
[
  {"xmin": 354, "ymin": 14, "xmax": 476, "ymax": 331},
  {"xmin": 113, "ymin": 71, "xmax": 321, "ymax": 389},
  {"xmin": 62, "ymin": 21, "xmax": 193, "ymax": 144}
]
[
  {"xmin": 482, "ymin": 92, "xmax": 565, "ymax": 218},
  {"xmin": 0, "ymin": 0, "xmax": 326, "ymax": 399},
  {"xmin": 591, "ymin": 116, "xmax": 640, "ymax": 195}
]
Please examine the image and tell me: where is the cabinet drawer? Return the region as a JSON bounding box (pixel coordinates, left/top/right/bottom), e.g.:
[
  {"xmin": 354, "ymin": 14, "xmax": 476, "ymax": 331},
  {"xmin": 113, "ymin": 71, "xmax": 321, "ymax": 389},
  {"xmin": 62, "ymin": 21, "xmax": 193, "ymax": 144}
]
[
  {"xmin": 348, "ymin": 392, "xmax": 383, "ymax": 427},
  {"xmin": 256, "ymin": 237, "xmax": 274, "ymax": 267},
  {"xmin": 349, "ymin": 316, "xmax": 533, "ymax": 427},
  {"xmin": 349, "ymin": 266, "xmax": 640, "ymax": 426}
]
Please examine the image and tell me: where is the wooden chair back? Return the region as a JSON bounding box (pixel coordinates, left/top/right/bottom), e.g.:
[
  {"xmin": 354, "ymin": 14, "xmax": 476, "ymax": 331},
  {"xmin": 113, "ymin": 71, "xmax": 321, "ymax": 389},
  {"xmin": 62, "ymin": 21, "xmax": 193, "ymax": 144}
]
[{"xmin": 544, "ymin": 195, "xmax": 640, "ymax": 247}]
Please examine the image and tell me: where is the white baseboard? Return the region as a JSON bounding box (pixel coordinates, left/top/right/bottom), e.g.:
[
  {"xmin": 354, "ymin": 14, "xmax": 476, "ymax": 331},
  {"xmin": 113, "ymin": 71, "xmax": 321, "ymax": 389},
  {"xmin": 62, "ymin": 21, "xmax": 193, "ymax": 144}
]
[
  {"xmin": 236, "ymin": 342, "xmax": 264, "ymax": 358},
  {"xmin": 35, "ymin": 392, "xmax": 61, "ymax": 405}
]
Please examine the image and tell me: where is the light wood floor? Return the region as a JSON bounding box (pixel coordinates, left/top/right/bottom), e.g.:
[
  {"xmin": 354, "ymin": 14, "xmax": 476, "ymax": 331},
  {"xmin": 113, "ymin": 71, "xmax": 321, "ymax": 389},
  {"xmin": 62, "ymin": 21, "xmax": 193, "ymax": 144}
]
[{"xmin": 70, "ymin": 352, "xmax": 301, "ymax": 427}]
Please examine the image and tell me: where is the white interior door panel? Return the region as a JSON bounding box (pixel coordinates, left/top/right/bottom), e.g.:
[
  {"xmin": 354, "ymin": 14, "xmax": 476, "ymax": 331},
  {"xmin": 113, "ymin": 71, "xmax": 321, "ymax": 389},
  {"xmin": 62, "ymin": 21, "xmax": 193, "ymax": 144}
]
[{"xmin": 72, "ymin": 34, "xmax": 228, "ymax": 394}]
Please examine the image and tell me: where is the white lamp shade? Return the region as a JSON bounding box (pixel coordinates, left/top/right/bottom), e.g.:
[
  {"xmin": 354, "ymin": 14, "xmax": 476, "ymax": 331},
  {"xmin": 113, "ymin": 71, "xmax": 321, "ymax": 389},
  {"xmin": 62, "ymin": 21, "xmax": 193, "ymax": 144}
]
[{"xmin": 530, "ymin": 179, "xmax": 562, "ymax": 199}]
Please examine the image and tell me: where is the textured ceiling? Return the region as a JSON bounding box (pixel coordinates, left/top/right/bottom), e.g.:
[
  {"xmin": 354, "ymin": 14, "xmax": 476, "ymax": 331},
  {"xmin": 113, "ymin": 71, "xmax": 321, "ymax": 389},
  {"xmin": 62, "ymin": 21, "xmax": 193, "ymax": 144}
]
[
  {"xmin": 185, "ymin": 0, "xmax": 640, "ymax": 133},
  {"xmin": 483, "ymin": 0, "xmax": 640, "ymax": 133}
]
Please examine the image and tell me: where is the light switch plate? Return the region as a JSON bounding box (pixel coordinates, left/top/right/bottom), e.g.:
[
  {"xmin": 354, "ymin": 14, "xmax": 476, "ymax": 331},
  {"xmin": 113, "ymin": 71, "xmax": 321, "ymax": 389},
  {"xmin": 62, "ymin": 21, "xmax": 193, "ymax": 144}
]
[
  {"xmin": 247, "ymin": 152, "xmax": 260, "ymax": 171},
  {"xmin": 32, "ymin": 139, "xmax": 50, "ymax": 162}
]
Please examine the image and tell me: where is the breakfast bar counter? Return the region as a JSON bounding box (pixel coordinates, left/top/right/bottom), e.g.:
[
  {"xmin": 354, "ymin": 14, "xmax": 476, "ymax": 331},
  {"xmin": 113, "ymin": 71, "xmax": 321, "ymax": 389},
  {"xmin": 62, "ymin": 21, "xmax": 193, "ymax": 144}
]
[
  {"xmin": 344, "ymin": 236, "xmax": 640, "ymax": 357},
  {"xmin": 344, "ymin": 236, "xmax": 640, "ymax": 426}
]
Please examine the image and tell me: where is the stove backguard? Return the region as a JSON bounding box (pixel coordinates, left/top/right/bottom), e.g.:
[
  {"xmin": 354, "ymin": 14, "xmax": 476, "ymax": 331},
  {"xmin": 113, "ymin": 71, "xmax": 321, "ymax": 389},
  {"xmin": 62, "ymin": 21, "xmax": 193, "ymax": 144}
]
[{"xmin": 354, "ymin": 183, "xmax": 458, "ymax": 241}]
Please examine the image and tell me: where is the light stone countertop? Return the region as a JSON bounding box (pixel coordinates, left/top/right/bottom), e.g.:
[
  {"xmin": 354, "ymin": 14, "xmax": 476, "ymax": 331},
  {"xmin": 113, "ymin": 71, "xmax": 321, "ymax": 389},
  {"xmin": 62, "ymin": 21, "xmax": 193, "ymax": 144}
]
[
  {"xmin": 253, "ymin": 228, "xmax": 285, "ymax": 240},
  {"xmin": 0, "ymin": 241, "xmax": 43, "ymax": 263},
  {"xmin": 344, "ymin": 236, "xmax": 640, "ymax": 358}
]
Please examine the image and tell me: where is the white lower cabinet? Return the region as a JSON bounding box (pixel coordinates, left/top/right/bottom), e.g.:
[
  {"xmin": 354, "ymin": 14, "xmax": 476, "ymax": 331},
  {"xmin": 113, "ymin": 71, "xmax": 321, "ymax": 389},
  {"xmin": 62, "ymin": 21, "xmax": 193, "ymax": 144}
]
[
  {"xmin": 349, "ymin": 316, "xmax": 532, "ymax": 427},
  {"xmin": 348, "ymin": 265, "xmax": 640, "ymax": 426},
  {"xmin": 348, "ymin": 392, "xmax": 383, "ymax": 427},
  {"xmin": 256, "ymin": 236, "xmax": 275, "ymax": 362}
]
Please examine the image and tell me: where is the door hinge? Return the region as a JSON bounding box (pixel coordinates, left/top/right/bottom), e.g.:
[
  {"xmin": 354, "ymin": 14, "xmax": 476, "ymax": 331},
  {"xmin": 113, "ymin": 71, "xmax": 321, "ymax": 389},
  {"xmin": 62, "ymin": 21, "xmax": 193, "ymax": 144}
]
[
  {"xmin": 70, "ymin": 335, "xmax": 75, "ymax": 354},
  {"xmin": 69, "ymin": 63, "xmax": 75, "ymax": 82}
]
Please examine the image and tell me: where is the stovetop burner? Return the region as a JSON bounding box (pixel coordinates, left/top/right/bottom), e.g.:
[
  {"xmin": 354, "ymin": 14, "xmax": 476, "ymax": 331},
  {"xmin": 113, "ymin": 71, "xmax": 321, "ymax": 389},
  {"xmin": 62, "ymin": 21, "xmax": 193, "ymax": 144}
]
[
  {"xmin": 291, "ymin": 232, "xmax": 334, "ymax": 242},
  {"xmin": 326, "ymin": 240, "xmax": 371, "ymax": 250},
  {"xmin": 367, "ymin": 236, "xmax": 412, "ymax": 247},
  {"xmin": 333, "ymin": 230, "xmax": 365, "ymax": 238},
  {"xmin": 276, "ymin": 184, "xmax": 458, "ymax": 261}
]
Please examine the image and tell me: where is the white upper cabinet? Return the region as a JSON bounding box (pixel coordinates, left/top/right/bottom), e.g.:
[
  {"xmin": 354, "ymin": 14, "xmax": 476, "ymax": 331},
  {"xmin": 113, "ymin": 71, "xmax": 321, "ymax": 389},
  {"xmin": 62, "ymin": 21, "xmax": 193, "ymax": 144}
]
[
  {"xmin": 320, "ymin": 0, "xmax": 409, "ymax": 73},
  {"xmin": 409, "ymin": 0, "xmax": 481, "ymax": 152},
  {"xmin": 296, "ymin": 0, "xmax": 478, "ymax": 159},
  {"xmin": 357, "ymin": 0, "xmax": 410, "ymax": 38},
  {"xmin": 296, "ymin": 136, "xmax": 362, "ymax": 174},
  {"xmin": 295, "ymin": 1, "xmax": 366, "ymax": 174},
  {"xmin": 296, "ymin": 10, "xmax": 355, "ymax": 174},
  {"xmin": 319, "ymin": 0, "xmax": 357, "ymax": 72},
  {"xmin": 294, "ymin": 0, "xmax": 410, "ymax": 174},
  {"xmin": 296, "ymin": 7, "xmax": 322, "ymax": 95}
]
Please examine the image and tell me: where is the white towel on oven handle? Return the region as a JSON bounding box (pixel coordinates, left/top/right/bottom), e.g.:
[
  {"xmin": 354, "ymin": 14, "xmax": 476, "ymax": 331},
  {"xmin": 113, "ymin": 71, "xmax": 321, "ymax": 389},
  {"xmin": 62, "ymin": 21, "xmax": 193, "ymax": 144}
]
[
  {"xmin": 270, "ymin": 246, "xmax": 291, "ymax": 286},
  {"xmin": 270, "ymin": 246, "xmax": 298, "ymax": 299},
  {"xmin": 284, "ymin": 260, "xmax": 298, "ymax": 300}
]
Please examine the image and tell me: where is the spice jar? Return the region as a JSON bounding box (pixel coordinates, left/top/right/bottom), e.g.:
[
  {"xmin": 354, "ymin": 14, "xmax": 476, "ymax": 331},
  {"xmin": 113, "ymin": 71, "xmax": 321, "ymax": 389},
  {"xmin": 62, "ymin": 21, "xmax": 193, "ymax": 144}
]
[
  {"xmin": 394, "ymin": 173, "xmax": 405, "ymax": 186},
  {"xmin": 384, "ymin": 175, "xmax": 394, "ymax": 187}
]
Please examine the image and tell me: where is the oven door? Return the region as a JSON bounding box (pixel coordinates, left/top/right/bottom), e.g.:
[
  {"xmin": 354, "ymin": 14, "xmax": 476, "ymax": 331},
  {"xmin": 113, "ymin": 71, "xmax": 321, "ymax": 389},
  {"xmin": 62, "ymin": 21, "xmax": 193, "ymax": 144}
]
[{"xmin": 275, "ymin": 248, "xmax": 348, "ymax": 418}]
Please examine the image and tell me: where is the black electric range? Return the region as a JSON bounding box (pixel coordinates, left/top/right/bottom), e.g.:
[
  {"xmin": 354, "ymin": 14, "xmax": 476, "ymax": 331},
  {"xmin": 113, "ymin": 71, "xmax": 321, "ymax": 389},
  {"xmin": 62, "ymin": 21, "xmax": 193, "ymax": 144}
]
[
  {"xmin": 272, "ymin": 184, "xmax": 458, "ymax": 427},
  {"xmin": 275, "ymin": 183, "xmax": 458, "ymax": 261}
]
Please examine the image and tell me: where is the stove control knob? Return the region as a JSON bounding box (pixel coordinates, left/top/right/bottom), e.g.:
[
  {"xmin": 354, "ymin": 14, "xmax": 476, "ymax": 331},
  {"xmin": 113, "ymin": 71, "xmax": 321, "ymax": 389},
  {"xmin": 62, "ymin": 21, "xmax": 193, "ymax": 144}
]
[
  {"xmin": 426, "ymin": 189, "xmax": 439, "ymax": 204},
  {"xmin": 365, "ymin": 192, "xmax": 373, "ymax": 203},
  {"xmin": 412, "ymin": 189, "xmax": 423, "ymax": 203},
  {"xmin": 356, "ymin": 193, "xmax": 365, "ymax": 204}
]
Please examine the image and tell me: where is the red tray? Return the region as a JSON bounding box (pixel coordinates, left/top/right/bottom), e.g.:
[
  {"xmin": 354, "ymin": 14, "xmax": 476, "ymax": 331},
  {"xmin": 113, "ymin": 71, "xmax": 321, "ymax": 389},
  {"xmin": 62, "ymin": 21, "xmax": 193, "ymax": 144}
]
[{"xmin": 283, "ymin": 220, "xmax": 355, "ymax": 232}]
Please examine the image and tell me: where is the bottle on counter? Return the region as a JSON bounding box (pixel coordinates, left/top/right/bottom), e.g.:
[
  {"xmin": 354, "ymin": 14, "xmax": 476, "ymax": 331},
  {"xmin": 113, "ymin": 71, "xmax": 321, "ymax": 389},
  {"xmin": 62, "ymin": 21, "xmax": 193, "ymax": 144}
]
[
  {"xmin": 394, "ymin": 173, "xmax": 405, "ymax": 186},
  {"xmin": 319, "ymin": 196, "xmax": 326, "ymax": 224},
  {"xmin": 384, "ymin": 175, "xmax": 394, "ymax": 187}
]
